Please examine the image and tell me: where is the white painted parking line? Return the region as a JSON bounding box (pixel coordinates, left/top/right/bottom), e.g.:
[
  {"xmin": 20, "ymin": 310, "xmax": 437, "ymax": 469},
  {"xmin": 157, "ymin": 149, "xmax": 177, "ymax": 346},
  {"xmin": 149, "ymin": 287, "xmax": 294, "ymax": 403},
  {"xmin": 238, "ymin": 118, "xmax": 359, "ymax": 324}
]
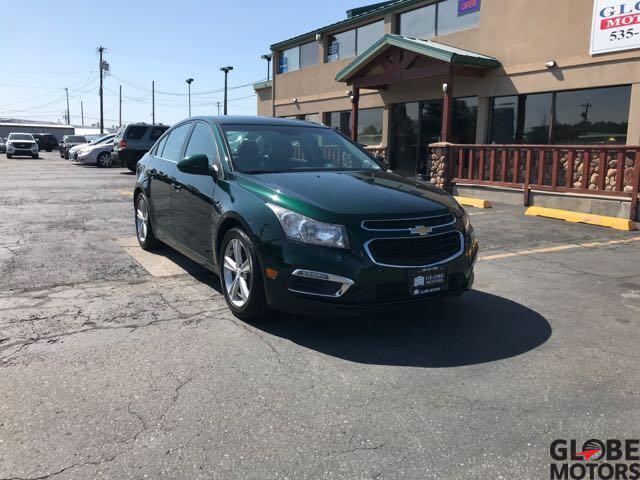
[{"xmin": 115, "ymin": 237, "xmax": 194, "ymax": 277}]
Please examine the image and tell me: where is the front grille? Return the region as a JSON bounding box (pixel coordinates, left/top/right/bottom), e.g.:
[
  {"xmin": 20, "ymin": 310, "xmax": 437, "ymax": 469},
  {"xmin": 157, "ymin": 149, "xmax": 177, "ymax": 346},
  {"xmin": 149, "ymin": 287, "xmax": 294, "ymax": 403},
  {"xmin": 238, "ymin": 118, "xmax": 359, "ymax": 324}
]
[
  {"xmin": 14, "ymin": 143, "xmax": 31, "ymax": 149},
  {"xmin": 362, "ymin": 214, "xmax": 455, "ymax": 231},
  {"xmin": 288, "ymin": 276, "xmax": 343, "ymax": 297},
  {"xmin": 366, "ymin": 231, "xmax": 463, "ymax": 267}
]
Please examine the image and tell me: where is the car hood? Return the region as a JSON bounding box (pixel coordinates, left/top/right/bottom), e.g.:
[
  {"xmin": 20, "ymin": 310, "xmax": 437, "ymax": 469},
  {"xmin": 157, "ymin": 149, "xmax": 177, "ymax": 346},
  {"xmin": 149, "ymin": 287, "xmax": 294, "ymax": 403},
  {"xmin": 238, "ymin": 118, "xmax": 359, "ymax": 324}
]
[{"xmin": 236, "ymin": 170, "xmax": 463, "ymax": 223}]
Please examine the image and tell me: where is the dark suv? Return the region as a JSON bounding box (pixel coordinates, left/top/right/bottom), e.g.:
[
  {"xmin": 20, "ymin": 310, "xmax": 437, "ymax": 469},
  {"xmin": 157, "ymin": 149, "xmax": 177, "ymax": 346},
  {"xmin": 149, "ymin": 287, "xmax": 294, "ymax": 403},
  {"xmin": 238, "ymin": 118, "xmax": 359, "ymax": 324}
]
[
  {"xmin": 113, "ymin": 123, "xmax": 169, "ymax": 171},
  {"xmin": 59, "ymin": 135, "xmax": 87, "ymax": 159},
  {"xmin": 33, "ymin": 133, "xmax": 59, "ymax": 152}
]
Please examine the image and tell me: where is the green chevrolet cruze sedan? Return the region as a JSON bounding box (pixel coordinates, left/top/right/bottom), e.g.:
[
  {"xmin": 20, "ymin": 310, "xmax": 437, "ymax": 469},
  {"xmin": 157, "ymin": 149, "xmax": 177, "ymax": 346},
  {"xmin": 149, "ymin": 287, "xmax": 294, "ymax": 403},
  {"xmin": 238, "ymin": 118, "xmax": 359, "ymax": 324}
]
[{"xmin": 133, "ymin": 116, "xmax": 478, "ymax": 319}]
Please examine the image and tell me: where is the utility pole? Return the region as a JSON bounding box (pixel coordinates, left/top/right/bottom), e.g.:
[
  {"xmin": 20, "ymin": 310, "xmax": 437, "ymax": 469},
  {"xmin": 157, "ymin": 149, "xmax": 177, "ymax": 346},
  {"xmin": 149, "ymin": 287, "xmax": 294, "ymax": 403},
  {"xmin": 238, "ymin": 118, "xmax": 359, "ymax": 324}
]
[
  {"xmin": 186, "ymin": 78, "xmax": 194, "ymax": 117},
  {"xmin": 98, "ymin": 46, "xmax": 105, "ymax": 134},
  {"xmin": 119, "ymin": 85, "xmax": 122, "ymax": 127},
  {"xmin": 152, "ymin": 80, "xmax": 155, "ymax": 124},
  {"xmin": 81, "ymin": 101, "xmax": 84, "ymax": 126},
  {"xmin": 216, "ymin": 102, "xmax": 222, "ymax": 116},
  {"xmin": 220, "ymin": 66, "xmax": 233, "ymax": 115},
  {"xmin": 65, "ymin": 87, "xmax": 70, "ymax": 124}
]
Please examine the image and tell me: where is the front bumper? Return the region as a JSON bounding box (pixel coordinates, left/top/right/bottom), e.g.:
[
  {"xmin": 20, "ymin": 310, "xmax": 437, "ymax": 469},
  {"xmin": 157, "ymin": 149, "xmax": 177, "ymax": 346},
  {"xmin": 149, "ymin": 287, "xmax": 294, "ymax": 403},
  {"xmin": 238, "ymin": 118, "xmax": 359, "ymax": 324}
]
[
  {"xmin": 77, "ymin": 151, "xmax": 95, "ymax": 163},
  {"xmin": 256, "ymin": 236, "xmax": 478, "ymax": 315},
  {"xmin": 6, "ymin": 148, "xmax": 37, "ymax": 156}
]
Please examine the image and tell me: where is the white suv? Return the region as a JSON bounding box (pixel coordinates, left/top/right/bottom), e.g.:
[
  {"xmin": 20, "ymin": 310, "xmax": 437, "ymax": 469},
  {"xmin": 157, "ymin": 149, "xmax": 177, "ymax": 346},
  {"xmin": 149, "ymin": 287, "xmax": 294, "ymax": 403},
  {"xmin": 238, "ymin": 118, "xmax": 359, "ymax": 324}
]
[{"xmin": 5, "ymin": 133, "xmax": 39, "ymax": 159}]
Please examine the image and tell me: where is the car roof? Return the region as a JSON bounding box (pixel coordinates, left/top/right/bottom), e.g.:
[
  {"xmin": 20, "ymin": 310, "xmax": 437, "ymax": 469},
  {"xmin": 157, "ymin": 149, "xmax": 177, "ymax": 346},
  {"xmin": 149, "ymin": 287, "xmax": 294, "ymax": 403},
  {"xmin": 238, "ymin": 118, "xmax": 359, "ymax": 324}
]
[{"xmin": 191, "ymin": 115, "xmax": 328, "ymax": 128}]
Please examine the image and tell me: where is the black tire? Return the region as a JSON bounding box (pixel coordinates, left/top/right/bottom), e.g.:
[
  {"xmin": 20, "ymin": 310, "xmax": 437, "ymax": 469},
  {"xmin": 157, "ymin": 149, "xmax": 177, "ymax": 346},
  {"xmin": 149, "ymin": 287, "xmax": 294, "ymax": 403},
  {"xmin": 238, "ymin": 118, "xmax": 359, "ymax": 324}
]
[
  {"xmin": 46, "ymin": 149, "xmax": 52, "ymax": 152},
  {"xmin": 219, "ymin": 228, "xmax": 270, "ymax": 320},
  {"xmin": 96, "ymin": 152, "xmax": 113, "ymax": 168},
  {"xmin": 32, "ymin": 154, "xmax": 38, "ymax": 159},
  {"xmin": 6, "ymin": 154, "xmax": 12, "ymax": 159},
  {"xmin": 125, "ymin": 159, "xmax": 137, "ymax": 172},
  {"xmin": 134, "ymin": 194, "xmax": 160, "ymax": 250}
]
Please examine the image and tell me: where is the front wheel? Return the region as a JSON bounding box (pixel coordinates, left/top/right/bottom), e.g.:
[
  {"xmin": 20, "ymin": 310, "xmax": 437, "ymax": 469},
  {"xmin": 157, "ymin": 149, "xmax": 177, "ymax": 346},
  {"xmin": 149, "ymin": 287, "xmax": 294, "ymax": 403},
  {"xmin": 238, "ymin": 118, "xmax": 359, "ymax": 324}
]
[
  {"xmin": 219, "ymin": 228, "xmax": 270, "ymax": 320},
  {"xmin": 135, "ymin": 194, "xmax": 160, "ymax": 250},
  {"xmin": 96, "ymin": 152, "xmax": 113, "ymax": 168},
  {"xmin": 32, "ymin": 154, "xmax": 39, "ymax": 159},
  {"xmin": 6, "ymin": 154, "xmax": 12, "ymax": 159}
]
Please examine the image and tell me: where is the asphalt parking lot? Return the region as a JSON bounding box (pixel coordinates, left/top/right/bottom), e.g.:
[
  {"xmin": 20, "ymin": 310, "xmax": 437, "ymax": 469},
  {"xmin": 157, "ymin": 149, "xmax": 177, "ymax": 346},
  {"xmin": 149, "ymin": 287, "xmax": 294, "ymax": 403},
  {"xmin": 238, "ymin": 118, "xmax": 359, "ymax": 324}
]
[{"xmin": 1, "ymin": 151, "xmax": 639, "ymax": 479}]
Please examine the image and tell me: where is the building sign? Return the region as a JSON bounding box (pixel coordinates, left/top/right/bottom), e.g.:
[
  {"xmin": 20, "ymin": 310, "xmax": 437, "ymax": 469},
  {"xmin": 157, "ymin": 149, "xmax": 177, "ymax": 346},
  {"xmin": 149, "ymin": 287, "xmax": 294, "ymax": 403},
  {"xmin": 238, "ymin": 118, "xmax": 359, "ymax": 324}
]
[
  {"xmin": 458, "ymin": 0, "xmax": 480, "ymax": 16},
  {"xmin": 591, "ymin": 0, "xmax": 640, "ymax": 55}
]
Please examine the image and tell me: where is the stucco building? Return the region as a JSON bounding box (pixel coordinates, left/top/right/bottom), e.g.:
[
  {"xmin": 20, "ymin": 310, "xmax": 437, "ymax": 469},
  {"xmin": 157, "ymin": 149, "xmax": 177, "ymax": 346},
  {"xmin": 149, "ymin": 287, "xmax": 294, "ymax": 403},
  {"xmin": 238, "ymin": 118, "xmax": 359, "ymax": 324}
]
[{"xmin": 255, "ymin": 0, "xmax": 640, "ymax": 180}]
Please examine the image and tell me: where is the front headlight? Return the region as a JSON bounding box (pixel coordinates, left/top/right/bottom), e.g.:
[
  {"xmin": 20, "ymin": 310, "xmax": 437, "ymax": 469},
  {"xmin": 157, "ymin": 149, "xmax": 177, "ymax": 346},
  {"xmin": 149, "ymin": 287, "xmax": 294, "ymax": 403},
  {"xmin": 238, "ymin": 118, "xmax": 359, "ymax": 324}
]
[
  {"xmin": 267, "ymin": 203, "xmax": 350, "ymax": 249},
  {"xmin": 31, "ymin": 144, "xmax": 38, "ymax": 150}
]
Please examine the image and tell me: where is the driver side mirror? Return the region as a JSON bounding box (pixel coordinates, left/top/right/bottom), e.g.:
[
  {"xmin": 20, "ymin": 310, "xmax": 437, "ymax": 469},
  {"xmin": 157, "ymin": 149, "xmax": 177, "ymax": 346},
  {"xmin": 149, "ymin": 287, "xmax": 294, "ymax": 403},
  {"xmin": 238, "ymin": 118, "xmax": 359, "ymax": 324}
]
[{"xmin": 177, "ymin": 154, "xmax": 215, "ymax": 176}]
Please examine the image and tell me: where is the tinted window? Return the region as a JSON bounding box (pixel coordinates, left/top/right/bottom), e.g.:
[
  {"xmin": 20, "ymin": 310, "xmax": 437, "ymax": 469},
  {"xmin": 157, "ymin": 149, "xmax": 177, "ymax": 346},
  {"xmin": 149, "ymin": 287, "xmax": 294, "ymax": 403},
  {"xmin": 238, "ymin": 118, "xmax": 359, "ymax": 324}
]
[
  {"xmin": 520, "ymin": 93, "xmax": 553, "ymax": 144},
  {"xmin": 184, "ymin": 123, "xmax": 218, "ymax": 164},
  {"xmin": 149, "ymin": 127, "xmax": 168, "ymax": 141},
  {"xmin": 327, "ymin": 30, "xmax": 356, "ymax": 62},
  {"xmin": 400, "ymin": 4, "xmax": 436, "ymax": 39},
  {"xmin": 67, "ymin": 136, "xmax": 86, "ymax": 142},
  {"xmin": 437, "ymin": 0, "xmax": 481, "ymax": 36},
  {"xmin": 451, "ymin": 96, "xmax": 478, "ymax": 144},
  {"xmin": 357, "ymin": 108, "xmax": 383, "ymax": 146},
  {"xmin": 126, "ymin": 126, "xmax": 147, "ymax": 140},
  {"xmin": 489, "ymin": 96, "xmax": 518, "ymax": 144},
  {"xmin": 299, "ymin": 42, "xmax": 319, "ymax": 69},
  {"xmin": 279, "ymin": 47, "xmax": 299, "ymax": 74},
  {"xmin": 161, "ymin": 123, "xmax": 192, "ymax": 161},
  {"xmin": 154, "ymin": 135, "xmax": 168, "ymax": 157},
  {"xmin": 328, "ymin": 111, "xmax": 352, "ymax": 137},
  {"xmin": 357, "ymin": 21, "xmax": 384, "ymax": 55},
  {"xmin": 221, "ymin": 125, "xmax": 381, "ymax": 173},
  {"xmin": 553, "ymin": 86, "xmax": 630, "ymax": 145}
]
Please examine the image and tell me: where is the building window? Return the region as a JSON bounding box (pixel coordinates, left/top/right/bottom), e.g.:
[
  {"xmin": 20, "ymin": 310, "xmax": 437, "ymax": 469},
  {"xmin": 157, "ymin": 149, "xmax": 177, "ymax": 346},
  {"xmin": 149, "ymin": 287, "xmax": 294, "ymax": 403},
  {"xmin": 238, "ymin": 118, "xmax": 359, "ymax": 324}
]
[
  {"xmin": 327, "ymin": 30, "xmax": 357, "ymax": 62},
  {"xmin": 358, "ymin": 108, "xmax": 383, "ymax": 146},
  {"xmin": 327, "ymin": 111, "xmax": 352, "ymax": 137},
  {"xmin": 489, "ymin": 86, "xmax": 631, "ymax": 145},
  {"xmin": 399, "ymin": 4, "xmax": 436, "ymax": 39},
  {"xmin": 437, "ymin": 0, "xmax": 481, "ymax": 36},
  {"xmin": 279, "ymin": 47, "xmax": 299, "ymax": 73},
  {"xmin": 452, "ymin": 96, "xmax": 478, "ymax": 144},
  {"xmin": 553, "ymin": 86, "xmax": 630, "ymax": 145},
  {"xmin": 356, "ymin": 21, "xmax": 385, "ymax": 56},
  {"xmin": 299, "ymin": 42, "xmax": 319, "ymax": 69}
]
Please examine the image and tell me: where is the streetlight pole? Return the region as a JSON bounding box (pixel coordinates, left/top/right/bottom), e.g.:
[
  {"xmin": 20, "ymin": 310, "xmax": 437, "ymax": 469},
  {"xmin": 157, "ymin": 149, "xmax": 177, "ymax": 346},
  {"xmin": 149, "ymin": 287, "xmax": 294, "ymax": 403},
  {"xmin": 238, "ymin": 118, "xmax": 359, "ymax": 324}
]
[
  {"xmin": 186, "ymin": 78, "xmax": 194, "ymax": 117},
  {"xmin": 98, "ymin": 46, "xmax": 105, "ymax": 134},
  {"xmin": 220, "ymin": 66, "xmax": 233, "ymax": 115},
  {"xmin": 64, "ymin": 87, "xmax": 70, "ymax": 124},
  {"xmin": 261, "ymin": 54, "xmax": 272, "ymax": 81}
]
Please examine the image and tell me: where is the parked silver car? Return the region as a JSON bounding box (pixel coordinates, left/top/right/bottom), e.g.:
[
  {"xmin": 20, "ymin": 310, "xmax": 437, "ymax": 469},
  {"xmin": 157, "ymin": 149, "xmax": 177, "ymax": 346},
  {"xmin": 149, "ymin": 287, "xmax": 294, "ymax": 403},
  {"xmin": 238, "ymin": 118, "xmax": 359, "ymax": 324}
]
[
  {"xmin": 77, "ymin": 138, "xmax": 115, "ymax": 167},
  {"xmin": 69, "ymin": 134, "xmax": 114, "ymax": 160}
]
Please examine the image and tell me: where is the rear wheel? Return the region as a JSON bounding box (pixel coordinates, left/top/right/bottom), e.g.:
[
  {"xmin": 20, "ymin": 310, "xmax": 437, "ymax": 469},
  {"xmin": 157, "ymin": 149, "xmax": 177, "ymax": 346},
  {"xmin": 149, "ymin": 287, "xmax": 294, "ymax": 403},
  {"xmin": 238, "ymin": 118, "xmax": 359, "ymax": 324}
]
[
  {"xmin": 219, "ymin": 228, "xmax": 270, "ymax": 320},
  {"xmin": 126, "ymin": 159, "xmax": 137, "ymax": 172},
  {"xmin": 97, "ymin": 152, "xmax": 113, "ymax": 168},
  {"xmin": 135, "ymin": 194, "xmax": 160, "ymax": 250}
]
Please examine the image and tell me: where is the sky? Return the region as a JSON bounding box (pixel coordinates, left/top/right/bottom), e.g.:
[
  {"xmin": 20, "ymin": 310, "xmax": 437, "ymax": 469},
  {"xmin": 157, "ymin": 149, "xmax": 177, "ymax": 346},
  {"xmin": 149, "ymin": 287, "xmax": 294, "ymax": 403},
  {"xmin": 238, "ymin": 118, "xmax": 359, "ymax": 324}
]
[{"xmin": 0, "ymin": 0, "xmax": 368, "ymax": 128}]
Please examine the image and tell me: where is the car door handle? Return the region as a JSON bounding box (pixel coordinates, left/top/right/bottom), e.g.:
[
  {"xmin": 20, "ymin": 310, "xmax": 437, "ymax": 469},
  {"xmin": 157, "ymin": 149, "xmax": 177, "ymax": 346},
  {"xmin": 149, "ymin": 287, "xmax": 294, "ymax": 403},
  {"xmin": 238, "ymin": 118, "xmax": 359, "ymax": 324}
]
[{"xmin": 171, "ymin": 184, "xmax": 181, "ymax": 192}]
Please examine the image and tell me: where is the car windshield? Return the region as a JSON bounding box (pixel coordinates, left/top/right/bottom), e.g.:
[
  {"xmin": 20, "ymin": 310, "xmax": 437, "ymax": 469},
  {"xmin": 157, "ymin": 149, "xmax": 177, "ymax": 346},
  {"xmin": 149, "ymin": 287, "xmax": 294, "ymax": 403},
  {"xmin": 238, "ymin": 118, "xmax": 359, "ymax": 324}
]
[
  {"xmin": 9, "ymin": 133, "xmax": 34, "ymax": 141},
  {"xmin": 67, "ymin": 136, "xmax": 86, "ymax": 142},
  {"xmin": 221, "ymin": 124, "xmax": 382, "ymax": 174},
  {"xmin": 92, "ymin": 135, "xmax": 113, "ymax": 145}
]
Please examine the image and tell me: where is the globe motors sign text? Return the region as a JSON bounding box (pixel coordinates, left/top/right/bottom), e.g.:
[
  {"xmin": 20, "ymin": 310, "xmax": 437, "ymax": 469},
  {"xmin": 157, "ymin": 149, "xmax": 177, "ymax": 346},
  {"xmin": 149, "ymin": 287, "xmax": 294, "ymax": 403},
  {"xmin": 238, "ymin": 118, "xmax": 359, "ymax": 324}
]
[{"xmin": 591, "ymin": 0, "xmax": 640, "ymax": 54}]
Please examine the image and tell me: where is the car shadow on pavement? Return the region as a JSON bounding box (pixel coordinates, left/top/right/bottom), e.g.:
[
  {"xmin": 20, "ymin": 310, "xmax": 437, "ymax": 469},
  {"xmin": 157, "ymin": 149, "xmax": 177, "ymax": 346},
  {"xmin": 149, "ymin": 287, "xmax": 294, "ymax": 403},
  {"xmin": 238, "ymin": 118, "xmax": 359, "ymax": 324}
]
[{"xmin": 247, "ymin": 290, "xmax": 551, "ymax": 368}]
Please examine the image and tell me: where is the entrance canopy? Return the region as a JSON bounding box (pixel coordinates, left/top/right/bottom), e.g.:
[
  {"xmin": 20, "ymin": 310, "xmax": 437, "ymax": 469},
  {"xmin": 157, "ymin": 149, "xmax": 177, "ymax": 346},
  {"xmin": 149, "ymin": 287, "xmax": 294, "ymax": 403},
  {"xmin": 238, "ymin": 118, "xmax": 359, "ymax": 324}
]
[{"xmin": 335, "ymin": 34, "xmax": 500, "ymax": 143}]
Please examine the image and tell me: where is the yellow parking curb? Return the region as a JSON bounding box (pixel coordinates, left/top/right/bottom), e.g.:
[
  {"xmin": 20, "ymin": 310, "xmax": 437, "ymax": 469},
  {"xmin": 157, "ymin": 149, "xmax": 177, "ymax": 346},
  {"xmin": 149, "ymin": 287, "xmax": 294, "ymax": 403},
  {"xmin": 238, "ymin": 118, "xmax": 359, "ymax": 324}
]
[
  {"xmin": 525, "ymin": 206, "xmax": 637, "ymax": 231},
  {"xmin": 455, "ymin": 196, "xmax": 492, "ymax": 209}
]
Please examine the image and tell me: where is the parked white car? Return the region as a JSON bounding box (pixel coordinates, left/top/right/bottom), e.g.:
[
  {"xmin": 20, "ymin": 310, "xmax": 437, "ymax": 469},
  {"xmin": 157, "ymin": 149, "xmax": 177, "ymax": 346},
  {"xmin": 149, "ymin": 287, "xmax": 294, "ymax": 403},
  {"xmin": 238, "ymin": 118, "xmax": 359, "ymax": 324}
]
[
  {"xmin": 77, "ymin": 138, "xmax": 115, "ymax": 167},
  {"xmin": 5, "ymin": 133, "xmax": 39, "ymax": 159}
]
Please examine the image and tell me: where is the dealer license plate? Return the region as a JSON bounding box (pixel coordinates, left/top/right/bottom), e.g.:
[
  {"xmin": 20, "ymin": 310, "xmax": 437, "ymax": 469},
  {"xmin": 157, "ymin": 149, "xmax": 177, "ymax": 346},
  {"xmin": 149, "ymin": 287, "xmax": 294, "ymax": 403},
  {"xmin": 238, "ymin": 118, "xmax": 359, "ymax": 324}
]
[{"xmin": 408, "ymin": 266, "xmax": 447, "ymax": 296}]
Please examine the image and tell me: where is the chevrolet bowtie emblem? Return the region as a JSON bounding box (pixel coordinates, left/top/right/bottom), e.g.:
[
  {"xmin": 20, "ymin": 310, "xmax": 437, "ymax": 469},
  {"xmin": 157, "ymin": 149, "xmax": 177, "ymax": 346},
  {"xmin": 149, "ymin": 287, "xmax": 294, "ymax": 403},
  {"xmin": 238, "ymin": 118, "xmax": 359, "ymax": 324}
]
[{"xmin": 410, "ymin": 225, "xmax": 432, "ymax": 236}]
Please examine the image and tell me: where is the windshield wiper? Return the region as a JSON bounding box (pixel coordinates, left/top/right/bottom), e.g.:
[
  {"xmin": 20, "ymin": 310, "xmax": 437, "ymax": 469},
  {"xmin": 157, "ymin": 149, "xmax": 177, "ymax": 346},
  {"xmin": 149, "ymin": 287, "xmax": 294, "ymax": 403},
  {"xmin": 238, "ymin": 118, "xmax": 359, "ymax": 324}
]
[{"xmin": 240, "ymin": 169, "xmax": 283, "ymax": 174}]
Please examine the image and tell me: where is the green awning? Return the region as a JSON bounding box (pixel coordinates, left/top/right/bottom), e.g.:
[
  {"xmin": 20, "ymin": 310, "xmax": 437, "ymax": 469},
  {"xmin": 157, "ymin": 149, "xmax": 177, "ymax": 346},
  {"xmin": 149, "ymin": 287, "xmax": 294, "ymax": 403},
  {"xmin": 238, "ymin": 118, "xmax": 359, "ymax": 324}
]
[{"xmin": 336, "ymin": 34, "xmax": 500, "ymax": 83}]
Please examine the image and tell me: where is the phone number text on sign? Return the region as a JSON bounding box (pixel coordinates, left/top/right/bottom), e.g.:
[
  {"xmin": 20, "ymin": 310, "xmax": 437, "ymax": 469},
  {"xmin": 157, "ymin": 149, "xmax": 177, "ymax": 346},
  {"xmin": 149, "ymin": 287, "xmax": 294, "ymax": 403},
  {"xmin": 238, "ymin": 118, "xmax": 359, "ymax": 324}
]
[{"xmin": 591, "ymin": 0, "xmax": 640, "ymax": 54}]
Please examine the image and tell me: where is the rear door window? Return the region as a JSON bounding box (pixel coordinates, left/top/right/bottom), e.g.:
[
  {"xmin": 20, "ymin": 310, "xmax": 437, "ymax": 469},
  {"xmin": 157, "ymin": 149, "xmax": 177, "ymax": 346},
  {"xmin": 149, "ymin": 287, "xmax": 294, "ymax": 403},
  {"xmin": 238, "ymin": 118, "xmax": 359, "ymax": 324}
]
[
  {"xmin": 154, "ymin": 135, "xmax": 168, "ymax": 157},
  {"xmin": 125, "ymin": 126, "xmax": 147, "ymax": 140},
  {"xmin": 161, "ymin": 123, "xmax": 192, "ymax": 162}
]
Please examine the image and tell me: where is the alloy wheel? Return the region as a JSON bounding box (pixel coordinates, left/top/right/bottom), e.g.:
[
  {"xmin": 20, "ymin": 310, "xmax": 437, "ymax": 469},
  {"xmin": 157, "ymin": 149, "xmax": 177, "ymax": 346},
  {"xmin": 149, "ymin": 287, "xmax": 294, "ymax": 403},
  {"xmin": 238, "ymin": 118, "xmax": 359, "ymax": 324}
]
[
  {"xmin": 223, "ymin": 238, "xmax": 252, "ymax": 308},
  {"xmin": 136, "ymin": 199, "xmax": 148, "ymax": 243},
  {"xmin": 98, "ymin": 153, "xmax": 113, "ymax": 167}
]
